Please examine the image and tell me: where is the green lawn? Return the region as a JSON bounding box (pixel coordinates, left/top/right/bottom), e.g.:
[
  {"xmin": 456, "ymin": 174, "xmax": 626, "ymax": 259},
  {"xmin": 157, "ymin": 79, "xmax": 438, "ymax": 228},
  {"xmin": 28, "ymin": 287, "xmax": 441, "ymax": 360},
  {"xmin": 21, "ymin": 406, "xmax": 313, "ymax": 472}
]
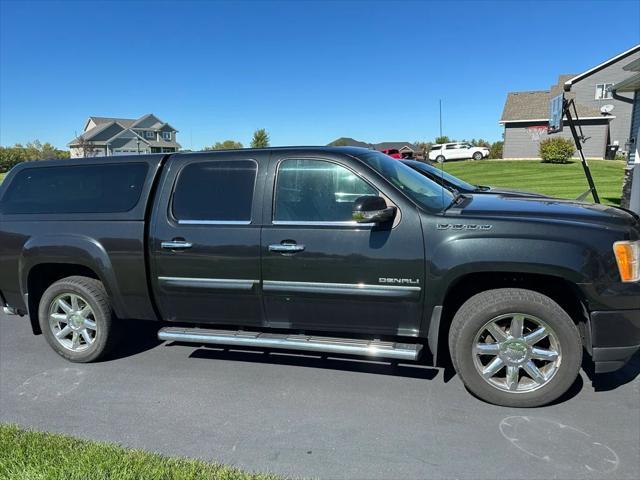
[
  {"xmin": 0, "ymin": 425, "xmax": 280, "ymax": 480},
  {"xmin": 442, "ymin": 159, "xmax": 625, "ymax": 205}
]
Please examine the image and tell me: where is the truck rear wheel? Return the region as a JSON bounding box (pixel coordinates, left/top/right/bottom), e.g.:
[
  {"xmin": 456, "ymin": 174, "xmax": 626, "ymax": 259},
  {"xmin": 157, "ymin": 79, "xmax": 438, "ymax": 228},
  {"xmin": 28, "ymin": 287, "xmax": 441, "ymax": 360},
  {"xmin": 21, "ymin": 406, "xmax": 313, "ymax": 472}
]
[
  {"xmin": 448, "ymin": 288, "xmax": 582, "ymax": 407},
  {"xmin": 38, "ymin": 276, "xmax": 118, "ymax": 363}
]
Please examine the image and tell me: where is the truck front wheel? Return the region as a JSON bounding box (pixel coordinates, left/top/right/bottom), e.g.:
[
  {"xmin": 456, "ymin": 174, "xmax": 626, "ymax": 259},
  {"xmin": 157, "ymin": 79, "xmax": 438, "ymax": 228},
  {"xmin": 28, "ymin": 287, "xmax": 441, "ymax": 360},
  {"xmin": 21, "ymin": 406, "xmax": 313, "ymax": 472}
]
[
  {"xmin": 448, "ymin": 288, "xmax": 582, "ymax": 407},
  {"xmin": 38, "ymin": 276, "xmax": 119, "ymax": 363}
]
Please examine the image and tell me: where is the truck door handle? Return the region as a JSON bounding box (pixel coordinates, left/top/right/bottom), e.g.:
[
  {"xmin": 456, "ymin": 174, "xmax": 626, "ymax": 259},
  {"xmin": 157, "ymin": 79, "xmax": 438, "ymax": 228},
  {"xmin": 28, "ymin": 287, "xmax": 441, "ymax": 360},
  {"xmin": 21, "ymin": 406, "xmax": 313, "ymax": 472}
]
[
  {"xmin": 161, "ymin": 240, "xmax": 193, "ymax": 250},
  {"xmin": 269, "ymin": 243, "xmax": 305, "ymax": 253}
]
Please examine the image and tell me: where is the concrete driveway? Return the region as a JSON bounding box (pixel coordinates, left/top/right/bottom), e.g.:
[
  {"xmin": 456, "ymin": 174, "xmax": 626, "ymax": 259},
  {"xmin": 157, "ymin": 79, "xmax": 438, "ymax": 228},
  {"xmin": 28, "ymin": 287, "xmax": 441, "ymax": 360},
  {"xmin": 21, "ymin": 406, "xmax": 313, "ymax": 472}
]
[{"xmin": 1, "ymin": 311, "xmax": 638, "ymax": 479}]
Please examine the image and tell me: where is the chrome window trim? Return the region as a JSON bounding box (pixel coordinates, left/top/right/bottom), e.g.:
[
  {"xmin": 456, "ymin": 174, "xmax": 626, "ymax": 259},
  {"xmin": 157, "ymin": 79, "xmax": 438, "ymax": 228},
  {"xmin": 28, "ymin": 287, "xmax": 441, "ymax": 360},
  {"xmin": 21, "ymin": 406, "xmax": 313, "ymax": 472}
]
[
  {"xmin": 177, "ymin": 220, "xmax": 251, "ymax": 225},
  {"xmin": 271, "ymin": 220, "xmax": 375, "ymax": 227}
]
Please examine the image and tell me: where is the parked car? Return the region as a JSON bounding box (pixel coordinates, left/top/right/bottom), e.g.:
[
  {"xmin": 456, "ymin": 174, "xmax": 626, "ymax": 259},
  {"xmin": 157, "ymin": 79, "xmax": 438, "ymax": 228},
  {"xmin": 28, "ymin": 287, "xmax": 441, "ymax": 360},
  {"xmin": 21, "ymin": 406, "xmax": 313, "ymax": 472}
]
[
  {"xmin": 428, "ymin": 142, "xmax": 489, "ymax": 162},
  {"xmin": 401, "ymin": 160, "xmax": 547, "ymax": 198},
  {"xmin": 1, "ymin": 147, "xmax": 639, "ymax": 408}
]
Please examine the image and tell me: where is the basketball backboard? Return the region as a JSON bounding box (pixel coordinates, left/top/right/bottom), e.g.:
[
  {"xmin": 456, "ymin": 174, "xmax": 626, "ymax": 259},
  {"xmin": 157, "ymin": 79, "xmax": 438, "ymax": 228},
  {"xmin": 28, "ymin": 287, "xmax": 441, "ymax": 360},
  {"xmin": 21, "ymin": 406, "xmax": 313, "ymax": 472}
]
[{"xmin": 548, "ymin": 93, "xmax": 564, "ymax": 133}]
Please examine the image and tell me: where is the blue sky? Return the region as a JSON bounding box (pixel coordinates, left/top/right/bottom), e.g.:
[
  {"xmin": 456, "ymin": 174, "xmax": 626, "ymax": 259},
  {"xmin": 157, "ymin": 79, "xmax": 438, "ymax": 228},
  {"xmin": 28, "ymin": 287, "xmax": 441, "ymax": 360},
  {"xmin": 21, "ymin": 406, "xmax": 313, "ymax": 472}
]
[{"xmin": 1, "ymin": 0, "xmax": 639, "ymax": 150}]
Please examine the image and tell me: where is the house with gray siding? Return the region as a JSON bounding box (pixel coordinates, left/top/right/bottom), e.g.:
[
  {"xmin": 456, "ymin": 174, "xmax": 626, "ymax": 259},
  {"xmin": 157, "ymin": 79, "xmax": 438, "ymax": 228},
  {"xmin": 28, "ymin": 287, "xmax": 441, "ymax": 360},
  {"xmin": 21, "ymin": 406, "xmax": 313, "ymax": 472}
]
[
  {"xmin": 501, "ymin": 45, "xmax": 640, "ymax": 159},
  {"xmin": 612, "ymin": 57, "xmax": 640, "ymax": 163},
  {"xmin": 68, "ymin": 113, "xmax": 181, "ymax": 158}
]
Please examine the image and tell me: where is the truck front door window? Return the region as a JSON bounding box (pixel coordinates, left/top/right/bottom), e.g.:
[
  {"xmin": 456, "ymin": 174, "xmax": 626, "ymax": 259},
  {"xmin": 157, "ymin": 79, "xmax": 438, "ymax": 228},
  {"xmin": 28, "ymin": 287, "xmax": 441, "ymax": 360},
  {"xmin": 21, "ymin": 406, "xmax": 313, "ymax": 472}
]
[{"xmin": 274, "ymin": 159, "xmax": 377, "ymax": 223}]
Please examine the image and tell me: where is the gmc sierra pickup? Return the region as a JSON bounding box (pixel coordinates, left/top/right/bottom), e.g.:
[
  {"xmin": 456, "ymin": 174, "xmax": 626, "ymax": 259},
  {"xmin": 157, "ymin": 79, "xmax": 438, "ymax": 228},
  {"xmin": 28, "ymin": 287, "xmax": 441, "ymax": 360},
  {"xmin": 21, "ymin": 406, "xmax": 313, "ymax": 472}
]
[{"xmin": 1, "ymin": 147, "xmax": 639, "ymax": 407}]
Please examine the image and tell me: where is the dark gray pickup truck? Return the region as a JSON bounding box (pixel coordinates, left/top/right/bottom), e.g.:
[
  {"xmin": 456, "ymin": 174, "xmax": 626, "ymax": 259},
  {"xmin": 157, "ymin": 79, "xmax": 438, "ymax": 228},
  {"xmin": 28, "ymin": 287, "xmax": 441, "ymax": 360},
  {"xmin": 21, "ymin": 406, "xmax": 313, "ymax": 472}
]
[{"xmin": 1, "ymin": 147, "xmax": 639, "ymax": 407}]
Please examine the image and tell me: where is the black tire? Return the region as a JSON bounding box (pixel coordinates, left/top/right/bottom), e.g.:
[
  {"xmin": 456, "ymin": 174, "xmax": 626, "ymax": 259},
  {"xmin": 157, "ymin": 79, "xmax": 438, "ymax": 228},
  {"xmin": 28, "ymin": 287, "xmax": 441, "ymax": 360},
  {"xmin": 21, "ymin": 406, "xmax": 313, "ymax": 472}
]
[
  {"xmin": 436, "ymin": 155, "xmax": 446, "ymax": 163},
  {"xmin": 472, "ymin": 151, "xmax": 483, "ymax": 161},
  {"xmin": 38, "ymin": 276, "xmax": 118, "ymax": 362},
  {"xmin": 448, "ymin": 288, "xmax": 582, "ymax": 407}
]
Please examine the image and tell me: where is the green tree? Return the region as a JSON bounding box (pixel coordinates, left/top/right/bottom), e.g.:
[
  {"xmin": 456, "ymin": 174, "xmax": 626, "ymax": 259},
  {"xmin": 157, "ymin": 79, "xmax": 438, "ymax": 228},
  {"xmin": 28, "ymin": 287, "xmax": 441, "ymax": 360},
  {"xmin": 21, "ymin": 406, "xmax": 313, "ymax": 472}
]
[
  {"xmin": 205, "ymin": 140, "xmax": 243, "ymax": 150},
  {"xmin": 0, "ymin": 140, "xmax": 69, "ymax": 173},
  {"xmin": 434, "ymin": 135, "xmax": 451, "ymax": 144},
  {"xmin": 250, "ymin": 129, "xmax": 270, "ymax": 148},
  {"xmin": 471, "ymin": 138, "xmax": 491, "ymax": 148},
  {"xmin": 489, "ymin": 141, "xmax": 503, "ymax": 159}
]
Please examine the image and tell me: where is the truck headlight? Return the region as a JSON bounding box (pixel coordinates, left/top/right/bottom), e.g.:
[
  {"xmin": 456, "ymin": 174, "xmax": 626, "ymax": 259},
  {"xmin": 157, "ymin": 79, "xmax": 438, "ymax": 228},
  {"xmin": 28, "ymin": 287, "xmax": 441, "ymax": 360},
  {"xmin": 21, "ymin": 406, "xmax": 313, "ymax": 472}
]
[{"xmin": 613, "ymin": 240, "xmax": 640, "ymax": 282}]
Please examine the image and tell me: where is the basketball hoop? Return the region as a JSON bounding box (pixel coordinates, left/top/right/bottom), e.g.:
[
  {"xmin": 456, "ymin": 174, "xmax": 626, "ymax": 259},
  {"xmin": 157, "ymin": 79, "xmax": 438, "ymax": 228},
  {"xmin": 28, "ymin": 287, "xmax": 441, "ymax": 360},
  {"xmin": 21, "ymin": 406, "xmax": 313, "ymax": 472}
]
[{"xmin": 526, "ymin": 125, "xmax": 549, "ymax": 141}]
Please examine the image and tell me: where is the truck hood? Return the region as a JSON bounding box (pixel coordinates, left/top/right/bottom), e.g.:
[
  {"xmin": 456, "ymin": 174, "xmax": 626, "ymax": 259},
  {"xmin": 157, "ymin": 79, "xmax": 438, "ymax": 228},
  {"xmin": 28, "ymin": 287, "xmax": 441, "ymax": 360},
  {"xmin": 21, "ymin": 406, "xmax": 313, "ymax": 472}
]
[
  {"xmin": 449, "ymin": 194, "xmax": 638, "ymax": 229},
  {"xmin": 479, "ymin": 186, "xmax": 548, "ymax": 198}
]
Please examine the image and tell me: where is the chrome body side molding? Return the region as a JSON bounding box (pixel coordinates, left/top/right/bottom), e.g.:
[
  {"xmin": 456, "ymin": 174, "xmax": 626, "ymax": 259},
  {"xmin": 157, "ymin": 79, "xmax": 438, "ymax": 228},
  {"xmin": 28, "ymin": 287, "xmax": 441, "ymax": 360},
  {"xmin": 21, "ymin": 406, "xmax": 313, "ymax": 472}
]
[
  {"xmin": 158, "ymin": 277, "xmax": 258, "ymax": 291},
  {"xmin": 263, "ymin": 280, "xmax": 421, "ymax": 298}
]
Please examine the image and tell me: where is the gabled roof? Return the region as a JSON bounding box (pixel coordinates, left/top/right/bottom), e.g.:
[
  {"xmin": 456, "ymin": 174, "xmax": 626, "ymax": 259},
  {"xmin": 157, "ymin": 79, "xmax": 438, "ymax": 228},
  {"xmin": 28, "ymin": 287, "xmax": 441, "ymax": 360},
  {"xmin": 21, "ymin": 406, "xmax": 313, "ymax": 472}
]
[
  {"xmin": 564, "ymin": 44, "xmax": 640, "ymax": 91},
  {"xmin": 71, "ymin": 113, "xmax": 179, "ymax": 147},
  {"xmin": 375, "ymin": 142, "xmax": 418, "ymax": 151},
  {"xmin": 85, "ymin": 116, "xmax": 136, "ymax": 131},
  {"xmin": 501, "ymin": 75, "xmax": 609, "ymax": 123}
]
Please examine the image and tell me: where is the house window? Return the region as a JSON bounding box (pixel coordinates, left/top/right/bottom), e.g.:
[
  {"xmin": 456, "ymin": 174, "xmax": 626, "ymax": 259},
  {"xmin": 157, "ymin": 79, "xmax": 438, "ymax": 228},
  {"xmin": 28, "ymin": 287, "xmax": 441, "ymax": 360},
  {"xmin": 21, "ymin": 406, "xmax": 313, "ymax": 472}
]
[
  {"xmin": 145, "ymin": 131, "xmax": 155, "ymax": 139},
  {"xmin": 162, "ymin": 131, "xmax": 171, "ymax": 141},
  {"xmin": 595, "ymin": 83, "xmax": 613, "ymax": 100}
]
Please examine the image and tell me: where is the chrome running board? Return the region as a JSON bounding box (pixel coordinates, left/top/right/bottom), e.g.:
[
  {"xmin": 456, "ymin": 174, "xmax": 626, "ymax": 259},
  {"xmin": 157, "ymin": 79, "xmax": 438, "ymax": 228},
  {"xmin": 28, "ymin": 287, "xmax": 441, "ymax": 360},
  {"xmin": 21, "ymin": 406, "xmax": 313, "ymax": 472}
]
[{"xmin": 158, "ymin": 327, "xmax": 422, "ymax": 361}]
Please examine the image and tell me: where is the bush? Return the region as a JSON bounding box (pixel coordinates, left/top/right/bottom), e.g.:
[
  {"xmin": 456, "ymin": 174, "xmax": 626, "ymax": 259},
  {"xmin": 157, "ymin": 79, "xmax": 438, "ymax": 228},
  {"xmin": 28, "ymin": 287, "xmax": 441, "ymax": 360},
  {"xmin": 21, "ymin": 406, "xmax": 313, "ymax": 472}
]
[
  {"xmin": 539, "ymin": 137, "xmax": 575, "ymax": 163},
  {"xmin": 489, "ymin": 141, "xmax": 503, "ymax": 159}
]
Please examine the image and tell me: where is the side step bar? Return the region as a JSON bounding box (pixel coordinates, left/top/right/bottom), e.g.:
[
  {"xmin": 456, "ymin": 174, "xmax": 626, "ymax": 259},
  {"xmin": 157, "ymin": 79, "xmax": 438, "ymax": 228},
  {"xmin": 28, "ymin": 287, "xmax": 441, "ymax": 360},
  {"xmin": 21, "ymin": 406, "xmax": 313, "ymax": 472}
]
[{"xmin": 158, "ymin": 327, "xmax": 423, "ymax": 361}]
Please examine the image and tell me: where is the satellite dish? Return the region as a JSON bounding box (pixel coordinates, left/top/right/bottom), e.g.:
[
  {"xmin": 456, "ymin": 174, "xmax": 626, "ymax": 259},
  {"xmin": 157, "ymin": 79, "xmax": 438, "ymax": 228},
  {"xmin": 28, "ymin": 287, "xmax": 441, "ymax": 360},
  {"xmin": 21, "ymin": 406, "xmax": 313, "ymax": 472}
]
[{"xmin": 601, "ymin": 104, "xmax": 614, "ymax": 113}]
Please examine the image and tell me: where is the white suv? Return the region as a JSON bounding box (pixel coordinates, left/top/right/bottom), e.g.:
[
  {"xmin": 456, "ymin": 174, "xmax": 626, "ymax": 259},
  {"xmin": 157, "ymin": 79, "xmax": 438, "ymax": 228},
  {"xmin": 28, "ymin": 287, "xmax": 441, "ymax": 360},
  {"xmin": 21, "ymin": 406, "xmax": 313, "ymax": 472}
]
[{"xmin": 428, "ymin": 142, "xmax": 490, "ymax": 162}]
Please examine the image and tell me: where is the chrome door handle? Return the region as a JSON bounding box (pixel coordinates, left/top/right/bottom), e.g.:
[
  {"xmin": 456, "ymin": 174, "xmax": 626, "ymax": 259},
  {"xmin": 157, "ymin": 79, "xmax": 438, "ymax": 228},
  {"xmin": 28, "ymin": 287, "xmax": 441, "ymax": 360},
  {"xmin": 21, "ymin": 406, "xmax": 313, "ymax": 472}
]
[
  {"xmin": 269, "ymin": 243, "xmax": 305, "ymax": 253},
  {"xmin": 161, "ymin": 240, "xmax": 193, "ymax": 250}
]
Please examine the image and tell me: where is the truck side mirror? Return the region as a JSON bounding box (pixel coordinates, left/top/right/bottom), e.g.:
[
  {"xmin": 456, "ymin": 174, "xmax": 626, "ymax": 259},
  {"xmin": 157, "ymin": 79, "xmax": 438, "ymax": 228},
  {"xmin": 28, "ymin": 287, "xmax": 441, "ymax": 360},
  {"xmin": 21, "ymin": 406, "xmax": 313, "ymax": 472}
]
[{"xmin": 352, "ymin": 196, "xmax": 396, "ymax": 224}]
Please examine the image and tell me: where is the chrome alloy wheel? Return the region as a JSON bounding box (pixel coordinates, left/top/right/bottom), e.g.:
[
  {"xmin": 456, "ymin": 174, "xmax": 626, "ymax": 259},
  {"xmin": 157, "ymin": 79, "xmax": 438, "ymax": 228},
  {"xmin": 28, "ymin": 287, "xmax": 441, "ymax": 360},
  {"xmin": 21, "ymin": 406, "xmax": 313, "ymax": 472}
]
[
  {"xmin": 472, "ymin": 313, "xmax": 562, "ymax": 393},
  {"xmin": 48, "ymin": 293, "xmax": 97, "ymax": 352}
]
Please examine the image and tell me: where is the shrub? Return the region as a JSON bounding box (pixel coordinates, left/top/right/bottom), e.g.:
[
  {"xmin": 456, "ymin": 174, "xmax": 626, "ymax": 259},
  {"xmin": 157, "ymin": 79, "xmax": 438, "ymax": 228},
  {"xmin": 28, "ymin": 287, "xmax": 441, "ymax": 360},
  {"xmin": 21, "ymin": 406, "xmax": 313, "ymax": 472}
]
[
  {"xmin": 489, "ymin": 141, "xmax": 503, "ymax": 159},
  {"xmin": 539, "ymin": 137, "xmax": 575, "ymax": 163}
]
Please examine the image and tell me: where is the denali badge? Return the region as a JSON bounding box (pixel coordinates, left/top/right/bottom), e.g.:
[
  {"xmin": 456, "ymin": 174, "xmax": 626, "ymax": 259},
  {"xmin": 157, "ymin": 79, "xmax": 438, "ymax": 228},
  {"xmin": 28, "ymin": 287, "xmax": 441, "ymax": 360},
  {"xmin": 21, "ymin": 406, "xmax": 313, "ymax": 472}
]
[
  {"xmin": 437, "ymin": 223, "xmax": 493, "ymax": 230},
  {"xmin": 379, "ymin": 278, "xmax": 420, "ymax": 285}
]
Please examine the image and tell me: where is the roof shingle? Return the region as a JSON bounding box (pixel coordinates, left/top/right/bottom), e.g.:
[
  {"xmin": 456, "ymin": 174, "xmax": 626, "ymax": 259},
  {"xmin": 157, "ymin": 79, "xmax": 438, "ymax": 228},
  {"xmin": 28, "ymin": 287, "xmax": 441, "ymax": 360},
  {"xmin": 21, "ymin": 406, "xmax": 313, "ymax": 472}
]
[{"xmin": 501, "ymin": 75, "xmax": 605, "ymax": 122}]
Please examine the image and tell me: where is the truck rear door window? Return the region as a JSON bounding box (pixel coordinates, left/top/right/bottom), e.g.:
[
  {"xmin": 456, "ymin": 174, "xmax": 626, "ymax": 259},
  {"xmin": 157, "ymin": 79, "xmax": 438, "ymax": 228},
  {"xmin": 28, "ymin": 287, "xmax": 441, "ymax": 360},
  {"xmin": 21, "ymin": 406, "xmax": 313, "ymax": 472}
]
[
  {"xmin": 172, "ymin": 160, "xmax": 257, "ymax": 223},
  {"xmin": 274, "ymin": 159, "xmax": 377, "ymax": 222},
  {"xmin": 0, "ymin": 163, "xmax": 148, "ymax": 214}
]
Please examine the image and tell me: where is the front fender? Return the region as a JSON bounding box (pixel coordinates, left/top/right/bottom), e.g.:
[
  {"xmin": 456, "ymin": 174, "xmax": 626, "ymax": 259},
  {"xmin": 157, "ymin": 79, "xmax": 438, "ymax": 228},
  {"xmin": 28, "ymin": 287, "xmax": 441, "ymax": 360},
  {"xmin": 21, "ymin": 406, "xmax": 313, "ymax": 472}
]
[
  {"xmin": 428, "ymin": 235, "xmax": 600, "ymax": 306},
  {"xmin": 19, "ymin": 234, "xmax": 127, "ymax": 318}
]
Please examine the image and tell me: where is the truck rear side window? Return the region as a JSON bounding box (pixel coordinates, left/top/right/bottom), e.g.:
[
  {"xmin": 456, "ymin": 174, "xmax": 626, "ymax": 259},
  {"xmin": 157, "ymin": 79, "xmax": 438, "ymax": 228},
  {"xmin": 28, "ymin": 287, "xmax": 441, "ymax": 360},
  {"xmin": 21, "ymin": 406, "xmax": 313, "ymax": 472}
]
[
  {"xmin": 0, "ymin": 163, "xmax": 148, "ymax": 215},
  {"xmin": 172, "ymin": 160, "xmax": 257, "ymax": 223}
]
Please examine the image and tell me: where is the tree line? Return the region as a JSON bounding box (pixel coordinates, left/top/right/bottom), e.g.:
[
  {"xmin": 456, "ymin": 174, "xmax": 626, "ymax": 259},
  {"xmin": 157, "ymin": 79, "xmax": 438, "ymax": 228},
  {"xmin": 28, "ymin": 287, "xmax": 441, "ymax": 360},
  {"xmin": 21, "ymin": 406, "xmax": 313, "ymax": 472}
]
[
  {"xmin": 0, "ymin": 141, "xmax": 70, "ymax": 173},
  {"xmin": 203, "ymin": 128, "xmax": 270, "ymax": 150}
]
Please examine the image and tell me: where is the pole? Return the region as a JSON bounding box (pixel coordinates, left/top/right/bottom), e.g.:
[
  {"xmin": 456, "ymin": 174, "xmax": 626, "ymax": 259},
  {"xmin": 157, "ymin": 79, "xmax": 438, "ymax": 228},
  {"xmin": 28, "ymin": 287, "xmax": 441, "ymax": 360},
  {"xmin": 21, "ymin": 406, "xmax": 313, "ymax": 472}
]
[
  {"xmin": 439, "ymin": 100, "xmax": 442, "ymax": 138},
  {"xmin": 564, "ymin": 99, "xmax": 600, "ymax": 203}
]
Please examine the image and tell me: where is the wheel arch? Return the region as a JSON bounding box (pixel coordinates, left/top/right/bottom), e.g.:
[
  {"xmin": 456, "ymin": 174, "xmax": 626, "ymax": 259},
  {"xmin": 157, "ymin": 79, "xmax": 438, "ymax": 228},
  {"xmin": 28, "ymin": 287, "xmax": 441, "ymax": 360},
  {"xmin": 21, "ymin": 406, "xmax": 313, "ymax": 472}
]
[
  {"xmin": 19, "ymin": 235, "xmax": 125, "ymax": 334},
  {"xmin": 431, "ymin": 271, "xmax": 589, "ymax": 367}
]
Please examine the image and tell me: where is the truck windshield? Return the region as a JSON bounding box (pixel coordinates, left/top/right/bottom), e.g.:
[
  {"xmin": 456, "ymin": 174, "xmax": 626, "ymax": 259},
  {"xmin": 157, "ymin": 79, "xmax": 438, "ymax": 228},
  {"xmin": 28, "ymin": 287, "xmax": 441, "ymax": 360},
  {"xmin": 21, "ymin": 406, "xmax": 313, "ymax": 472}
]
[{"xmin": 353, "ymin": 151, "xmax": 454, "ymax": 212}]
